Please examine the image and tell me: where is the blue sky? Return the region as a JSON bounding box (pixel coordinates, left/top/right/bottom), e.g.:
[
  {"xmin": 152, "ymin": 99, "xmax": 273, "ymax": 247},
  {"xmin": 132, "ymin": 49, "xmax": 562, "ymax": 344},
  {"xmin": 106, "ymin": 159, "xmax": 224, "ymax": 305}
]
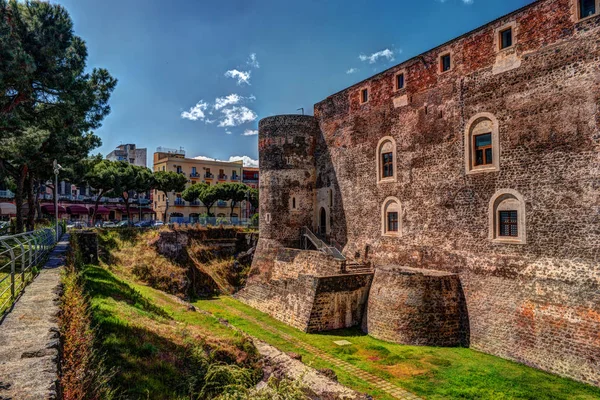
[{"xmin": 54, "ymin": 0, "xmax": 533, "ymax": 166}]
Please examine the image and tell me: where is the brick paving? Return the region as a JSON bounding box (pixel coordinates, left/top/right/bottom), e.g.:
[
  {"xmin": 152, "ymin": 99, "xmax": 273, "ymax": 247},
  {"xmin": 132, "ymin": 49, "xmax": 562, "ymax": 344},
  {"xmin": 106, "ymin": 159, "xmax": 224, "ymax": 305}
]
[{"xmin": 217, "ymin": 301, "xmax": 422, "ymax": 400}]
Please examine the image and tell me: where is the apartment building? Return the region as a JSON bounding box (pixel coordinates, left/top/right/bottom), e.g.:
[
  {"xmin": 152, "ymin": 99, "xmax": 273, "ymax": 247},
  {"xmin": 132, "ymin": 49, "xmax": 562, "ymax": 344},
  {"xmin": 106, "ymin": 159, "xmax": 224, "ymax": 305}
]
[
  {"xmin": 153, "ymin": 147, "xmax": 253, "ymax": 222},
  {"xmin": 106, "ymin": 143, "xmax": 148, "ymax": 167}
]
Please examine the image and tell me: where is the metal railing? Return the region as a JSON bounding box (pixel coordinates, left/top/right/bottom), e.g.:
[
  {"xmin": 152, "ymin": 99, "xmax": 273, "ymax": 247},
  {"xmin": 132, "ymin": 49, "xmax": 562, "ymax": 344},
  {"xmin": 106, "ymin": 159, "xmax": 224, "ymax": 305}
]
[
  {"xmin": 0, "ymin": 227, "xmax": 61, "ymax": 315},
  {"xmin": 301, "ymin": 226, "xmax": 346, "ymax": 260}
]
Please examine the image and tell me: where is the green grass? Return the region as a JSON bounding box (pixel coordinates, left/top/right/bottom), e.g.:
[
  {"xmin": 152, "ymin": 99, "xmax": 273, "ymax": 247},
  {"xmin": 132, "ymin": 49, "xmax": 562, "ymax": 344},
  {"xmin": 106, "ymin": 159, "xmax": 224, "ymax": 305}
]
[
  {"xmin": 191, "ymin": 296, "xmax": 600, "ymax": 400},
  {"xmin": 80, "ymin": 265, "xmax": 262, "ymax": 399}
]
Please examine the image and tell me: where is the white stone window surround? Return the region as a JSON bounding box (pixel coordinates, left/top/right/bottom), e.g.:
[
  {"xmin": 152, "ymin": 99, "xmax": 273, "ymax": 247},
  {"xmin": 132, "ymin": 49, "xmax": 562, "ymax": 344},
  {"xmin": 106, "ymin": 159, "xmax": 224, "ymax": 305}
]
[
  {"xmin": 381, "ymin": 196, "xmax": 402, "ymax": 237},
  {"xmin": 488, "ymin": 189, "xmax": 527, "ymax": 244},
  {"xmin": 376, "ymin": 136, "xmax": 398, "ymax": 183},
  {"xmin": 574, "ymin": 0, "xmax": 600, "ymax": 22},
  {"xmin": 464, "ymin": 112, "xmax": 500, "ymax": 174},
  {"xmin": 495, "ymin": 21, "xmax": 517, "ymax": 52},
  {"xmin": 438, "ymin": 50, "xmax": 454, "ymax": 74},
  {"xmin": 394, "ymin": 69, "xmax": 407, "ymax": 92}
]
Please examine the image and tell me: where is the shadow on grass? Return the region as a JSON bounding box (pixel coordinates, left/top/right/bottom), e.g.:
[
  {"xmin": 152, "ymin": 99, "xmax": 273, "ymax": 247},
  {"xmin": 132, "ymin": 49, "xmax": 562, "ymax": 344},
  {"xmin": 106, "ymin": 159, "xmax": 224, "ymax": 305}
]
[
  {"xmin": 312, "ymin": 326, "xmax": 367, "ymax": 338},
  {"xmin": 83, "ymin": 265, "xmax": 171, "ymax": 320}
]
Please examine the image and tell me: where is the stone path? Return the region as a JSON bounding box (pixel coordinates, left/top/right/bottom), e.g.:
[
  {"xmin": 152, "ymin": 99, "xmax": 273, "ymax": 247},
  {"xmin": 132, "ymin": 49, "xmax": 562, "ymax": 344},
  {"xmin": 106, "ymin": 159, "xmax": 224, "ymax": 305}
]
[
  {"xmin": 0, "ymin": 235, "xmax": 69, "ymax": 400},
  {"xmin": 217, "ymin": 301, "xmax": 422, "ymax": 400}
]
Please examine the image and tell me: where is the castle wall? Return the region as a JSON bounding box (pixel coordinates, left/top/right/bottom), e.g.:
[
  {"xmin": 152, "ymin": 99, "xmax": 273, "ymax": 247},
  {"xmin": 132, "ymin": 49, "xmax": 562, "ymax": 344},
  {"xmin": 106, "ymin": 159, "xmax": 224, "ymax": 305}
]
[
  {"xmin": 364, "ymin": 267, "xmax": 468, "ymax": 346},
  {"xmin": 313, "ymin": 0, "xmax": 600, "ymax": 386}
]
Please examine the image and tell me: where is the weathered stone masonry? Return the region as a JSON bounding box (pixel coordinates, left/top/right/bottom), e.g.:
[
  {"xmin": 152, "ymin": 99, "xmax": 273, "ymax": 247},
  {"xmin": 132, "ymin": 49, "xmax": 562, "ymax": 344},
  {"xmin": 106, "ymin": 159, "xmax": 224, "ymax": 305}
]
[{"xmin": 238, "ymin": 0, "xmax": 600, "ymax": 387}]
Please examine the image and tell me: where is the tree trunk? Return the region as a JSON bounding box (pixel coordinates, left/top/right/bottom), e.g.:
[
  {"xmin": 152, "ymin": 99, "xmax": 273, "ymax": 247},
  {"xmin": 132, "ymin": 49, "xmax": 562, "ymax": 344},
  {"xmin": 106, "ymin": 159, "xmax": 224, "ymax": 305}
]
[
  {"xmin": 26, "ymin": 174, "xmax": 35, "ymax": 231},
  {"xmin": 35, "ymin": 180, "xmax": 42, "ymax": 220},
  {"xmin": 162, "ymin": 191, "xmax": 169, "ymax": 223},
  {"xmin": 124, "ymin": 198, "xmax": 131, "ymax": 225},
  {"xmin": 92, "ymin": 189, "xmax": 104, "ymax": 225},
  {"xmin": 14, "ymin": 166, "xmax": 27, "ymax": 233}
]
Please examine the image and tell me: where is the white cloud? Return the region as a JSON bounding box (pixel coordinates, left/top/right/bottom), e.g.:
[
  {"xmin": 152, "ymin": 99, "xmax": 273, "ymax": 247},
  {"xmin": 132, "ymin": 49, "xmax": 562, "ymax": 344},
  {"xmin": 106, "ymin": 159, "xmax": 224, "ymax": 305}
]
[
  {"xmin": 359, "ymin": 48, "xmax": 396, "ymax": 64},
  {"xmin": 225, "ymin": 130, "xmax": 232, "ymax": 135},
  {"xmin": 214, "ymin": 94, "xmax": 256, "ymax": 110},
  {"xmin": 218, "ymin": 106, "xmax": 258, "ymax": 127},
  {"xmin": 247, "ymin": 53, "xmax": 260, "ymax": 68},
  {"xmin": 228, "ymin": 155, "xmax": 258, "ymax": 167},
  {"xmin": 225, "ymin": 69, "xmax": 251, "ymax": 85},
  {"xmin": 346, "ymin": 68, "xmax": 359, "ymax": 74},
  {"xmin": 242, "ymin": 129, "xmax": 258, "ymax": 136},
  {"xmin": 193, "ymin": 155, "xmax": 258, "ymax": 167},
  {"xmin": 181, "ymin": 100, "xmax": 208, "ymax": 121}
]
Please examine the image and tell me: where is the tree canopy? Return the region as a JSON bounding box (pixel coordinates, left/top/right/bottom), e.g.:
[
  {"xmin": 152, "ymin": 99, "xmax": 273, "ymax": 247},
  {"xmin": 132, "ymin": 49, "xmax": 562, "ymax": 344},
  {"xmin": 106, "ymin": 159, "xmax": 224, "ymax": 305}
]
[{"xmin": 153, "ymin": 171, "xmax": 188, "ymax": 222}]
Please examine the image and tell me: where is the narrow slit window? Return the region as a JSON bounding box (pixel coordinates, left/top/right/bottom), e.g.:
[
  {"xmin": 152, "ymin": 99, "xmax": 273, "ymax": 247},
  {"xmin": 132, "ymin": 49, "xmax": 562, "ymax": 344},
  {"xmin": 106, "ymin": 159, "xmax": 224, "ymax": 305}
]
[
  {"xmin": 580, "ymin": 0, "xmax": 596, "ymax": 18},
  {"xmin": 500, "ymin": 28, "xmax": 513, "ymax": 49},
  {"xmin": 361, "ymin": 88, "xmax": 369, "ymax": 103},
  {"xmin": 292, "ymin": 197, "xmax": 296, "ymax": 209},
  {"xmin": 396, "ymin": 73, "xmax": 405, "ymax": 90},
  {"xmin": 441, "ymin": 54, "xmax": 451, "ymax": 72},
  {"xmin": 382, "ymin": 152, "xmax": 394, "ymax": 178},
  {"xmin": 474, "ymin": 133, "xmax": 493, "ymax": 166},
  {"xmin": 499, "ymin": 210, "xmax": 518, "ymax": 237},
  {"xmin": 387, "ymin": 212, "xmax": 399, "ymax": 232}
]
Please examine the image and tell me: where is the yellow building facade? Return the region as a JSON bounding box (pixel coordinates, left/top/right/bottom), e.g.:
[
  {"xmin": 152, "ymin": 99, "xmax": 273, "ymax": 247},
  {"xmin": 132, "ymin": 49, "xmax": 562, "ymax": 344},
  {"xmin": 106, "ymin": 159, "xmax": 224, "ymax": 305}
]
[{"xmin": 152, "ymin": 148, "xmax": 246, "ymax": 222}]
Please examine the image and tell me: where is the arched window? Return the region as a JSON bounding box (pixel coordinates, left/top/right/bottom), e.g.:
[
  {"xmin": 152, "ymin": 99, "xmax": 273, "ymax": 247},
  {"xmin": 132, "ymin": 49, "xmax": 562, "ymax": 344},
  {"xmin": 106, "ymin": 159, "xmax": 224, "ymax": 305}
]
[
  {"xmin": 376, "ymin": 136, "xmax": 397, "ymax": 183},
  {"xmin": 489, "ymin": 189, "xmax": 526, "ymax": 244},
  {"xmin": 381, "ymin": 197, "xmax": 402, "ymax": 236},
  {"xmin": 465, "ymin": 113, "xmax": 500, "ymax": 174}
]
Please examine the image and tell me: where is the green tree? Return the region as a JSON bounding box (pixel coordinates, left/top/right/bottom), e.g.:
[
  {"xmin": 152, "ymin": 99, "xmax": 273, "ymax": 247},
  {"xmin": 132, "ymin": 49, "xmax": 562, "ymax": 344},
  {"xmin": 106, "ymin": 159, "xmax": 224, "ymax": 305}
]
[
  {"xmin": 182, "ymin": 183, "xmax": 220, "ymax": 217},
  {"xmin": 0, "ymin": 0, "xmax": 116, "ymax": 232},
  {"xmin": 106, "ymin": 162, "xmax": 153, "ymax": 224},
  {"xmin": 153, "ymin": 171, "xmax": 188, "ymax": 222},
  {"xmin": 248, "ymin": 188, "xmax": 259, "ymax": 210},
  {"xmin": 221, "ymin": 182, "xmax": 247, "ymax": 217},
  {"xmin": 85, "ymin": 159, "xmax": 117, "ymax": 223}
]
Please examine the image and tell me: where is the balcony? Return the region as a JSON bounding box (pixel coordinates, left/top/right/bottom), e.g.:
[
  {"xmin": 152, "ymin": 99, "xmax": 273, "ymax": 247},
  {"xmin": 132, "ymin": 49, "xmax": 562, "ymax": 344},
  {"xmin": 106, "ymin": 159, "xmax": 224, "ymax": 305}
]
[
  {"xmin": 190, "ymin": 200, "xmax": 201, "ymax": 206},
  {"xmin": 218, "ymin": 174, "xmax": 227, "ymax": 181},
  {"xmin": 190, "ymin": 172, "xmax": 200, "ymax": 178},
  {"xmin": 174, "ymin": 199, "xmax": 186, "ymax": 206},
  {"xmin": 243, "ymin": 178, "xmax": 259, "ymax": 184},
  {"xmin": 231, "ymin": 175, "xmax": 240, "ymax": 181},
  {"xmin": 0, "ymin": 190, "xmax": 15, "ymax": 199},
  {"xmin": 205, "ymin": 173, "xmax": 214, "ymax": 179},
  {"xmin": 217, "ymin": 200, "xmax": 228, "ymax": 207},
  {"xmin": 177, "ymin": 171, "xmax": 186, "ymax": 176}
]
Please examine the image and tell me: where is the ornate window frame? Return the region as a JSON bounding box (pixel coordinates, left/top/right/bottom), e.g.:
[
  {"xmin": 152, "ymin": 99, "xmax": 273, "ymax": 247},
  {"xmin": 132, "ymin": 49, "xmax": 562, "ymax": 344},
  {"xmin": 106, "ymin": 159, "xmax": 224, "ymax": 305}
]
[
  {"xmin": 488, "ymin": 189, "xmax": 527, "ymax": 244},
  {"xmin": 465, "ymin": 112, "xmax": 500, "ymax": 174},
  {"xmin": 381, "ymin": 197, "xmax": 402, "ymax": 237},
  {"xmin": 376, "ymin": 136, "xmax": 397, "ymax": 183}
]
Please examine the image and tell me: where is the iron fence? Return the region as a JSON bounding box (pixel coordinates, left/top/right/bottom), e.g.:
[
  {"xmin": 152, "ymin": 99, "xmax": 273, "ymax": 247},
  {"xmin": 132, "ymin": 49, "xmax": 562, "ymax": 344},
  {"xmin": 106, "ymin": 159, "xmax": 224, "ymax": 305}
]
[{"xmin": 0, "ymin": 227, "xmax": 61, "ymax": 315}]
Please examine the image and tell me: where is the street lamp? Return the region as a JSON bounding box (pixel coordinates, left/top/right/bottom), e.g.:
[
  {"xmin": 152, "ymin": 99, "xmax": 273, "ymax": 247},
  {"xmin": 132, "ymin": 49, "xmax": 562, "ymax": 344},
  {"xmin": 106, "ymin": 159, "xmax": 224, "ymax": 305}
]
[{"xmin": 53, "ymin": 160, "xmax": 63, "ymax": 241}]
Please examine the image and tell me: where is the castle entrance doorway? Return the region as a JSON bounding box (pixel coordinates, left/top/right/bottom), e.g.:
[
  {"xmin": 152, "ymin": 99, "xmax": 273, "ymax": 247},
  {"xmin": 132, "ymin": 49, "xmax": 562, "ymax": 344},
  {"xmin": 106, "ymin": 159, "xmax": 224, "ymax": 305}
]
[{"xmin": 319, "ymin": 207, "xmax": 327, "ymax": 236}]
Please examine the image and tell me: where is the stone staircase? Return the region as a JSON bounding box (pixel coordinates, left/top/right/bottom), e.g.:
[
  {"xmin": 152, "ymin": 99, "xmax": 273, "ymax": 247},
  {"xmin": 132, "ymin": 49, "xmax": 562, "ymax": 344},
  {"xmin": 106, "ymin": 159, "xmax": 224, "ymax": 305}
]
[{"xmin": 345, "ymin": 262, "xmax": 373, "ymax": 274}]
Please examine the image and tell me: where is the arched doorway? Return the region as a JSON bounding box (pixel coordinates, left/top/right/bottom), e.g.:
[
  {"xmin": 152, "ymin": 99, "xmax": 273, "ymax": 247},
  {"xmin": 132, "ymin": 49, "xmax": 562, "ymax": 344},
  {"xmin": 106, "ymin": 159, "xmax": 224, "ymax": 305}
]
[{"xmin": 319, "ymin": 207, "xmax": 327, "ymax": 236}]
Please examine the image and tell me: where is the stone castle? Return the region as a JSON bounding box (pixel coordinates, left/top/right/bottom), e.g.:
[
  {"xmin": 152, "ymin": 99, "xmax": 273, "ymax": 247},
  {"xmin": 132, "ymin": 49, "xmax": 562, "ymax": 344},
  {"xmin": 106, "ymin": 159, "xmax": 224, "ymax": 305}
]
[{"xmin": 237, "ymin": 0, "xmax": 600, "ymax": 387}]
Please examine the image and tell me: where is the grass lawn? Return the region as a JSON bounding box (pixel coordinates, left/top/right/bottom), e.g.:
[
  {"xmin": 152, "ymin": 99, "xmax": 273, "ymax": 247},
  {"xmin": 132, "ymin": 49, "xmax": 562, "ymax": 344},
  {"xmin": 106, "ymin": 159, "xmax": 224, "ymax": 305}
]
[
  {"xmin": 81, "ymin": 266, "xmax": 261, "ymax": 399},
  {"xmin": 191, "ymin": 295, "xmax": 600, "ymax": 400}
]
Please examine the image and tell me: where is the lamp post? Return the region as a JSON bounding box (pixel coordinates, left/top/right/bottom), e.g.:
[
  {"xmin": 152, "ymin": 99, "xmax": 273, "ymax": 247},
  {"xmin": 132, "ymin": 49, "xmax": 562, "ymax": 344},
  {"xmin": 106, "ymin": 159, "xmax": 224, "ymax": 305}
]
[{"xmin": 53, "ymin": 160, "xmax": 62, "ymax": 241}]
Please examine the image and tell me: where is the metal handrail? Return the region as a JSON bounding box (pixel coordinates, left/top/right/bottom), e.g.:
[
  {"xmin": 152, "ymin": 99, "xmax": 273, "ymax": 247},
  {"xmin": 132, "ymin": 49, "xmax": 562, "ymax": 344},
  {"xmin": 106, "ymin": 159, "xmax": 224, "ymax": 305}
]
[
  {"xmin": 0, "ymin": 226, "xmax": 62, "ymax": 315},
  {"xmin": 301, "ymin": 226, "xmax": 345, "ymax": 261}
]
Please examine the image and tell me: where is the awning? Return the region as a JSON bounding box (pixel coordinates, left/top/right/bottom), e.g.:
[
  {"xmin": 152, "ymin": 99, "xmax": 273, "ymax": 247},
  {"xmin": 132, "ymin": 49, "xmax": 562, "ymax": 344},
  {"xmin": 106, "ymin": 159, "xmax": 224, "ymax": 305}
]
[
  {"xmin": 0, "ymin": 202, "xmax": 16, "ymax": 215},
  {"xmin": 66, "ymin": 205, "xmax": 89, "ymax": 215},
  {"xmin": 141, "ymin": 208, "xmax": 155, "ymax": 214},
  {"xmin": 89, "ymin": 206, "xmax": 110, "ymax": 215},
  {"xmin": 41, "ymin": 204, "xmax": 66, "ymax": 215}
]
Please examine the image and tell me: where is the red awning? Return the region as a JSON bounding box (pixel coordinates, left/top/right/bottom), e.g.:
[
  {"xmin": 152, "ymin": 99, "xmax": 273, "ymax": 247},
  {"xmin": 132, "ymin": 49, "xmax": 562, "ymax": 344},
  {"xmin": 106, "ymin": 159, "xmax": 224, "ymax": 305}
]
[
  {"xmin": 66, "ymin": 205, "xmax": 89, "ymax": 215},
  {"xmin": 141, "ymin": 208, "xmax": 155, "ymax": 214},
  {"xmin": 90, "ymin": 206, "xmax": 110, "ymax": 215},
  {"xmin": 41, "ymin": 204, "xmax": 66, "ymax": 215}
]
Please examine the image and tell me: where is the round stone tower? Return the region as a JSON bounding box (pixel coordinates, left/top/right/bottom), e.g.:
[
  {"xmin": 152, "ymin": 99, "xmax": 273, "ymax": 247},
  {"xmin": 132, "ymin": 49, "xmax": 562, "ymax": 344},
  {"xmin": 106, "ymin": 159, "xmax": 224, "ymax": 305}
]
[{"xmin": 246, "ymin": 115, "xmax": 319, "ymax": 282}]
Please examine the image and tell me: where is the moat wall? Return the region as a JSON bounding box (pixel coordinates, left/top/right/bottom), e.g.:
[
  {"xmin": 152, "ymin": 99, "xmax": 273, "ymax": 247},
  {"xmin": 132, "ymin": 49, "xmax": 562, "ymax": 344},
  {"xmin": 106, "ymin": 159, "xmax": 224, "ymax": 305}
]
[{"xmin": 243, "ymin": 0, "xmax": 600, "ymax": 387}]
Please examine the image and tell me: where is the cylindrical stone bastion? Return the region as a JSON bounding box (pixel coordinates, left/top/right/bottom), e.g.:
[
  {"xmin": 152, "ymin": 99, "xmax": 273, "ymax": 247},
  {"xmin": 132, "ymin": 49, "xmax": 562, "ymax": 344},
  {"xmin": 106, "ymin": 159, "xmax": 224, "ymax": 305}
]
[
  {"xmin": 257, "ymin": 115, "xmax": 319, "ymax": 248},
  {"xmin": 364, "ymin": 266, "xmax": 467, "ymax": 347}
]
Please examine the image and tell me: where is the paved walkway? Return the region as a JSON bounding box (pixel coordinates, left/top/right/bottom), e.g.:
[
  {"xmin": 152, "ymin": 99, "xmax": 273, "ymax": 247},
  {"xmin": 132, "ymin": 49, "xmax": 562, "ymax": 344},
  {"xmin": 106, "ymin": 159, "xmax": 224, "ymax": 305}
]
[
  {"xmin": 0, "ymin": 235, "xmax": 69, "ymax": 400},
  {"xmin": 217, "ymin": 301, "xmax": 422, "ymax": 400}
]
